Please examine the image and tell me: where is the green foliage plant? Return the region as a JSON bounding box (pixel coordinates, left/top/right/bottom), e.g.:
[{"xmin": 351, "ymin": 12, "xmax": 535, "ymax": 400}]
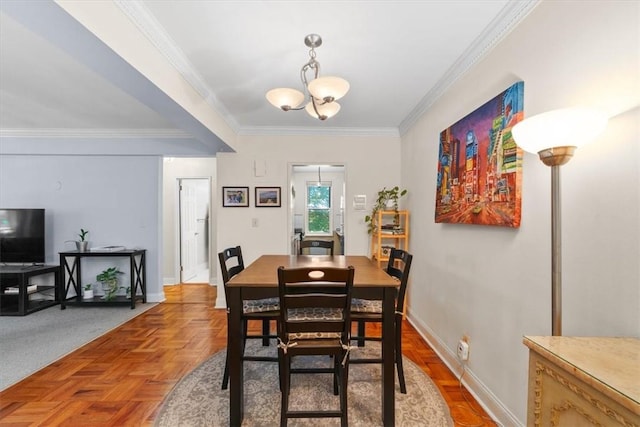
[
  {"xmin": 365, "ymin": 186, "xmax": 407, "ymax": 234},
  {"xmin": 96, "ymin": 267, "xmax": 124, "ymax": 300},
  {"xmin": 78, "ymin": 228, "xmax": 89, "ymax": 242}
]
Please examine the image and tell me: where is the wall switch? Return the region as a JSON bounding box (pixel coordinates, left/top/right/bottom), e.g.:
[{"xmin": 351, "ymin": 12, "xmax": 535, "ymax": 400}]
[{"xmin": 251, "ymin": 218, "xmax": 258, "ymax": 227}]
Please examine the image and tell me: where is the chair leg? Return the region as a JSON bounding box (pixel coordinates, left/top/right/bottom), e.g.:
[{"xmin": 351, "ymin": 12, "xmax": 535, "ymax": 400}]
[
  {"xmin": 340, "ymin": 357, "xmax": 349, "ymax": 427},
  {"xmin": 262, "ymin": 319, "xmax": 271, "ymax": 346},
  {"xmin": 221, "ymin": 350, "xmax": 230, "ymax": 390},
  {"xmin": 395, "ymin": 316, "xmax": 406, "ymax": 394},
  {"xmin": 280, "ymin": 354, "xmax": 290, "ymax": 427},
  {"xmin": 356, "ymin": 320, "xmax": 365, "ymax": 347}
]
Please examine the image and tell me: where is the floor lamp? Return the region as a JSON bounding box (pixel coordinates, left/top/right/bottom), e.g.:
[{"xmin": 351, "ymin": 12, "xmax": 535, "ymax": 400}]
[{"xmin": 512, "ymin": 107, "xmax": 607, "ymax": 336}]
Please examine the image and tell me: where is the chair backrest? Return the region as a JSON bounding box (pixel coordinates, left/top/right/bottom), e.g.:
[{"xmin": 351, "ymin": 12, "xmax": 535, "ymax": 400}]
[
  {"xmin": 277, "ymin": 266, "xmax": 354, "ymax": 341},
  {"xmin": 386, "ymin": 248, "xmax": 413, "ymax": 312},
  {"xmin": 218, "ymin": 246, "xmax": 244, "ymax": 285},
  {"xmin": 299, "ymin": 239, "xmax": 334, "ymax": 255}
]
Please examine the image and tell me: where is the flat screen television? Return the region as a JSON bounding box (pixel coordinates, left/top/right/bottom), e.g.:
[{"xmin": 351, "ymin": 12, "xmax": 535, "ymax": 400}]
[{"xmin": 0, "ymin": 208, "xmax": 45, "ymax": 264}]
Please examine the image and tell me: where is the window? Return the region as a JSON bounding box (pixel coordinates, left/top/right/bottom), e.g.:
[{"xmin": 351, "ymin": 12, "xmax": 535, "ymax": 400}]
[{"xmin": 306, "ymin": 183, "xmax": 332, "ymax": 235}]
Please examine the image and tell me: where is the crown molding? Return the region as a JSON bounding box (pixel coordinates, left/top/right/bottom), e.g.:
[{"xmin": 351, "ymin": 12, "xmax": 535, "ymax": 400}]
[
  {"xmin": 399, "ymin": 0, "xmax": 540, "ymax": 135},
  {"xmin": 113, "ymin": 0, "xmax": 239, "ymax": 133},
  {"xmin": 238, "ymin": 126, "xmax": 400, "ymax": 138},
  {"xmin": 0, "ymin": 128, "xmax": 191, "ymax": 139}
]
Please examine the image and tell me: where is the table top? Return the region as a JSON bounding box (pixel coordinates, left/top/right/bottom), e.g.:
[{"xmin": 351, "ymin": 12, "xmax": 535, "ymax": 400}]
[
  {"xmin": 523, "ymin": 336, "xmax": 640, "ymax": 413},
  {"xmin": 227, "ymin": 255, "xmax": 398, "ymax": 288}
]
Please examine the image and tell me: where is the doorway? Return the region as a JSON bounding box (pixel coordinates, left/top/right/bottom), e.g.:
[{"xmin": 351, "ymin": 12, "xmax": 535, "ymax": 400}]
[
  {"xmin": 289, "ymin": 164, "xmax": 346, "ymax": 255},
  {"xmin": 179, "ymin": 178, "xmax": 211, "ymax": 283}
]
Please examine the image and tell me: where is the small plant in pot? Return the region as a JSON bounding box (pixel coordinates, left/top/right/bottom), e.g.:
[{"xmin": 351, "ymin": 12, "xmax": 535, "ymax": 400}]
[
  {"xmin": 83, "ymin": 283, "xmax": 94, "ymax": 299},
  {"xmin": 76, "ymin": 228, "xmax": 89, "ymax": 252},
  {"xmin": 97, "ymin": 267, "xmax": 124, "ymax": 300},
  {"xmin": 365, "ymin": 186, "xmax": 407, "ymax": 234}
]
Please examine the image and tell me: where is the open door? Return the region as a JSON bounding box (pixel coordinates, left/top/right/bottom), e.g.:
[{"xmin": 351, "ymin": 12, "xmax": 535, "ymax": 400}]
[
  {"xmin": 289, "ymin": 164, "xmax": 346, "ymax": 255},
  {"xmin": 179, "ymin": 178, "xmax": 210, "ymax": 283}
]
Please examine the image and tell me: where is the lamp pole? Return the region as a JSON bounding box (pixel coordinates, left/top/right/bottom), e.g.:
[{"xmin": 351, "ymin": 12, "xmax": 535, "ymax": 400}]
[{"xmin": 550, "ymin": 164, "xmax": 562, "ymax": 336}]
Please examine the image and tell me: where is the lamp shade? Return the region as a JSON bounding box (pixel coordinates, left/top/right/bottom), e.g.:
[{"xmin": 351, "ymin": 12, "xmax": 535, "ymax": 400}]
[
  {"xmin": 512, "ymin": 107, "xmax": 608, "ymax": 154},
  {"xmin": 305, "ymin": 100, "xmax": 341, "ymax": 120},
  {"xmin": 266, "ymin": 88, "xmax": 305, "ymax": 110},
  {"xmin": 308, "ymin": 76, "xmax": 350, "ymax": 102}
]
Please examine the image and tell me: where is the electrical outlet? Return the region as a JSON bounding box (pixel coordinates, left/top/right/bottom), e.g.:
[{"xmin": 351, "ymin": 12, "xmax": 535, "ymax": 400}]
[{"xmin": 457, "ymin": 339, "xmax": 470, "ymax": 361}]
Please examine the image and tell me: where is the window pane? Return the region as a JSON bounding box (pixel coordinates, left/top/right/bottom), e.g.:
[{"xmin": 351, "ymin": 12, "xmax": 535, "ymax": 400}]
[
  {"xmin": 308, "ymin": 209, "xmax": 330, "ymax": 233},
  {"xmin": 308, "ymin": 186, "xmax": 331, "ymax": 208}
]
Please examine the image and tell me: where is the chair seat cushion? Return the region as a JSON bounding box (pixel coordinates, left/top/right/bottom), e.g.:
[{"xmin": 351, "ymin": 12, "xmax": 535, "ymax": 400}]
[
  {"xmin": 351, "ymin": 298, "xmax": 382, "ymax": 313},
  {"xmin": 288, "ymin": 331, "xmax": 342, "ymax": 340},
  {"xmin": 287, "ymin": 307, "xmax": 343, "ymax": 321},
  {"xmin": 243, "ymin": 297, "xmax": 279, "ymax": 313}
]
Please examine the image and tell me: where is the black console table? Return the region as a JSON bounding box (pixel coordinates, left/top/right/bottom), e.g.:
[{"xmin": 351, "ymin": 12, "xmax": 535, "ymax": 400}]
[
  {"xmin": 0, "ymin": 265, "xmax": 60, "ymax": 316},
  {"xmin": 59, "ymin": 249, "xmax": 146, "ymax": 309}
]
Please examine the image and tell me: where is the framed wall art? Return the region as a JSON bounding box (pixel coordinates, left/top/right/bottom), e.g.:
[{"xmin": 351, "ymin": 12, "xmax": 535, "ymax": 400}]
[
  {"xmin": 255, "ymin": 187, "xmax": 281, "ymax": 207},
  {"xmin": 435, "ymin": 81, "xmax": 524, "ymax": 227},
  {"xmin": 222, "ymin": 187, "xmax": 249, "ymax": 207}
]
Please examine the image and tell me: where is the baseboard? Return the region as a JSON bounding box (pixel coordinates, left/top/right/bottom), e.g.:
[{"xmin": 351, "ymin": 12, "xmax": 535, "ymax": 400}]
[
  {"xmin": 405, "ymin": 308, "xmax": 521, "ymax": 427},
  {"xmin": 163, "ymin": 276, "xmax": 177, "ymax": 286},
  {"xmin": 146, "ymin": 292, "xmax": 166, "ymax": 303}
]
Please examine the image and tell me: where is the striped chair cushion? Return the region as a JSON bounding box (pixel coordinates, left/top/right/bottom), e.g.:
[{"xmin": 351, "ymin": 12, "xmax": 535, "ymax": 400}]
[
  {"xmin": 243, "ymin": 297, "xmax": 279, "ymax": 314},
  {"xmin": 351, "ymin": 298, "xmax": 382, "ymax": 314}
]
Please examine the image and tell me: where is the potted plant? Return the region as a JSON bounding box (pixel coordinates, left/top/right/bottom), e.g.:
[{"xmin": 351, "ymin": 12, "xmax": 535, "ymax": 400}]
[
  {"xmin": 97, "ymin": 267, "xmax": 123, "ymax": 300},
  {"xmin": 365, "ymin": 186, "xmax": 407, "ymax": 234},
  {"xmin": 83, "ymin": 283, "xmax": 94, "ymax": 299},
  {"xmin": 76, "ymin": 228, "xmax": 89, "ymax": 252}
]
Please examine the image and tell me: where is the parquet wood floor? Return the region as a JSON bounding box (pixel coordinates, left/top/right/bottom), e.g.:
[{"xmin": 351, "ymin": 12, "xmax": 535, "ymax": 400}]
[{"xmin": 0, "ymin": 284, "xmax": 497, "ymax": 426}]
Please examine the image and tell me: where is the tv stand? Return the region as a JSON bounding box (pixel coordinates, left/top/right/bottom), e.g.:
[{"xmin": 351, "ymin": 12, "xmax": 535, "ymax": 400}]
[{"xmin": 0, "ymin": 265, "xmax": 60, "ymax": 316}]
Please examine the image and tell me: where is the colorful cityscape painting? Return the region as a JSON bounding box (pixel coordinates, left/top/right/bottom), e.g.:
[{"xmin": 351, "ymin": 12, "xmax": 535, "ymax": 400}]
[{"xmin": 435, "ymin": 81, "xmax": 524, "ymax": 227}]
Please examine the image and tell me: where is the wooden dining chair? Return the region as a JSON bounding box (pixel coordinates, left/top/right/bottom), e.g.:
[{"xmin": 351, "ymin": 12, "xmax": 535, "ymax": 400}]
[
  {"xmin": 350, "ymin": 247, "xmax": 413, "ymax": 394},
  {"xmin": 299, "ymin": 239, "xmax": 334, "ymax": 255},
  {"xmin": 276, "ymin": 266, "xmax": 355, "ymax": 427},
  {"xmin": 219, "ymin": 246, "xmax": 279, "ymax": 390}
]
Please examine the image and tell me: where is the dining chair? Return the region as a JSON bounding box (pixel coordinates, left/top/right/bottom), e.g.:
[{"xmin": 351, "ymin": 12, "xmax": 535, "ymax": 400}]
[
  {"xmin": 299, "ymin": 239, "xmax": 334, "ymax": 255},
  {"xmin": 276, "ymin": 265, "xmax": 355, "ymax": 427},
  {"xmin": 350, "ymin": 247, "xmax": 413, "ymax": 394},
  {"xmin": 219, "ymin": 246, "xmax": 279, "ymax": 390}
]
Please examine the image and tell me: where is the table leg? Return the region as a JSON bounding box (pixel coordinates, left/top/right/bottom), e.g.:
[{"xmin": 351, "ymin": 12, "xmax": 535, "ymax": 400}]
[
  {"xmin": 382, "ymin": 286, "xmax": 395, "ymax": 426},
  {"xmin": 228, "ymin": 287, "xmax": 244, "ymax": 426}
]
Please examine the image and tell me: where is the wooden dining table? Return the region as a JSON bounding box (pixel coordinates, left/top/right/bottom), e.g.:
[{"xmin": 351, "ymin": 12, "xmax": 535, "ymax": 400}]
[{"xmin": 226, "ymin": 254, "xmax": 399, "ymax": 426}]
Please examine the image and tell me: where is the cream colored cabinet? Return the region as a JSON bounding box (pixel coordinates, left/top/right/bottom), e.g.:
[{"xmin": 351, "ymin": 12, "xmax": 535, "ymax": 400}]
[{"xmin": 523, "ymin": 336, "xmax": 639, "ymax": 427}]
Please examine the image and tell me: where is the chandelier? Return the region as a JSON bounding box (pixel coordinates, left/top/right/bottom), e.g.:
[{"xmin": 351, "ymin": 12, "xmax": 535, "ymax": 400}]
[{"xmin": 266, "ymin": 34, "xmax": 349, "ymax": 121}]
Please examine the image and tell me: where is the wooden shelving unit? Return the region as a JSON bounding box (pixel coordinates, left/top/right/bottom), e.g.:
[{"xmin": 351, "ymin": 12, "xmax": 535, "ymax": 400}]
[{"xmin": 370, "ymin": 210, "xmax": 409, "ymax": 268}]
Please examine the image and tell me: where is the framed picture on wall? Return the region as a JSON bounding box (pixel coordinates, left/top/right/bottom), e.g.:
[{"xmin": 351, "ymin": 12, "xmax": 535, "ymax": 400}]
[
  {"xmin": 222, "ymin": 187, "xmax": 249, "ymax": 207},
  {"xmin": 255, "ymin": 187, "xmax": 281, "ymax": 207}
]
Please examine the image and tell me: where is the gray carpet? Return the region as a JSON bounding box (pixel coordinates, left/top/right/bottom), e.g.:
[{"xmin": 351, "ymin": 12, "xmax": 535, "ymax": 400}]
[
  {"xmin": 155, "ymin": 340, "xmax": 454, "ymax": 427},
  {"xmin": 0, "ymin": 303, "xmax": 156, "ymax": 390}
]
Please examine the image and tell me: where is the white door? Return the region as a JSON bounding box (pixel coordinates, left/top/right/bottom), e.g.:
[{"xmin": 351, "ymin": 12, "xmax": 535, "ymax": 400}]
[{"xmin": 179, "ymin": 178, "xmax": 210, "ymax": 283}]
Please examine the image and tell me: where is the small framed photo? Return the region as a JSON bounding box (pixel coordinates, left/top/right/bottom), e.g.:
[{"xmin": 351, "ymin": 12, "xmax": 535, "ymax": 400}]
[
  {"xmin": 255, "ymin": 187, "xmax": 281, "ymax": 207},
  {"xmin": 222, "ymin": 187, "xmax": 249, "ymax": 207}
]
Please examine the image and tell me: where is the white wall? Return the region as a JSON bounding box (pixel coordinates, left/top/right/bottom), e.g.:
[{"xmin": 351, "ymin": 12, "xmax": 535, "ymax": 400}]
[
  {"xmin": 0, "ymin": 155, "xmax": 164, "ymax": 302},
  {"xmin": 215, "ymin": 133, "xmax": 401, "ymax": 306},
  {"xmin": 161, "ymin": 157, "xmax": 217, "ymax": 285},
  {"xmin": 402, "ymin": 1, "xmax": 639, "ymax": 425}
]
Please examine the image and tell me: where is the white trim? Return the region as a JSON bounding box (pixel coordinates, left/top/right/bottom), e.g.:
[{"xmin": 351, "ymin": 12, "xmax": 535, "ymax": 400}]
[
  {"xmin": 406, "ymin": 307, "xmax": 522, "ymax": 427},
  {"xmin": 238, "ymin": 126, "xmax": 401, "ymax": 138},
  {"xmin": 0, "ymin": 128, "xmax": 191, "ymax": 138},
  {"xmin": 399, "ymin": 0, "xmax": 540, "ymax": 135}
]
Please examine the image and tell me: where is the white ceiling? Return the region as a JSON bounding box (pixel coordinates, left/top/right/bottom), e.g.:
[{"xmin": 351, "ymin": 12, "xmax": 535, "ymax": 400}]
[{"xmin": 0, "ymin": 1, "xmax": 538, "ymax": 153}]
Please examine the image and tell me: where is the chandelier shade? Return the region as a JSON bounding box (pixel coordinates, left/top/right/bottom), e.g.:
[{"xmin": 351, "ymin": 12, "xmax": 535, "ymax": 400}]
[
  {"xmin": 308, "ymin": 76, "xmax": 350, "ymax": 103},
  {"xmin": 266, "ymin": 34, "xmax": 348, "ymax": 120},
  {"xmin": 305, "ymin": 100, "xmax": 341, "ymax": 120},
  {"xmin": 266, "ymin": 88, "xmax": 305, "ymax": 111}
]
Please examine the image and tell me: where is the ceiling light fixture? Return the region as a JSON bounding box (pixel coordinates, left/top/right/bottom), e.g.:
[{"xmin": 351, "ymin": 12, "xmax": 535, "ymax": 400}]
[{"xmin": 266, "ymin": 34, "xmax": 349, "ymax": 121}]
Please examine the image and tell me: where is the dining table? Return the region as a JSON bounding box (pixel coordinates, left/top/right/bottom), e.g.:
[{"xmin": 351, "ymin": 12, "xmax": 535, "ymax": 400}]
[{"xmin": 225, "ymin": 254, "xmax": 399, "ymax": 427}]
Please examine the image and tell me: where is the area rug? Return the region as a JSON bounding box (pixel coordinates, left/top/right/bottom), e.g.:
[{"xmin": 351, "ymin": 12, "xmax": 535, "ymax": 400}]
[
  {"xmin": 155, "ymin": 340, "xmax": 454, "ymax": 426},
  {"xmin": 0, "ymin": 303, "xmax": 157, "ymax": 390}
]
